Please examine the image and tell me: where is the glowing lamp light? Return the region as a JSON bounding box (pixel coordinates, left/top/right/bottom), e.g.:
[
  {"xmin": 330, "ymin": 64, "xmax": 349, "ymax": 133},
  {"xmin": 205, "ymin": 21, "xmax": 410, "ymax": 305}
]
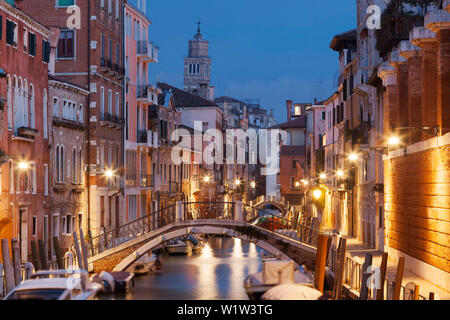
[
  {"xmin": 295, "ymin": 181, "xmax": 301, "ymax": 187},
  {"xmin": 251, "ymin": 181, "xmax": 256, "ymax": 189},
  {"xmin": 319, "ymin": 173, "xmax": 327, "ymax": 180},
  {"xmin": 203, "ymin": 176, "xmax": 211, "ymax": 183},
  {"xmin": 348, "ymin": 153, "xmax": 359, "ymax": 161},
  {"xmin": 313, "ymin": 189, "xmax": 322, "ymax": 200},
  {"xmin": 388, "ymin": 136, "xmax": 400, "ymax": 146},
  {"xmin": 105, "ymin": 170, "xmax": 114, "ymax": 178},
  {"xmin": 336, "ymin": 170, "xmax": 344, "ymax": 178},
  {"xmin": 301, "ymin": 179, "xmax": 309, "ymax": 186},
  {"xmin": 235, "ymin": 179, "xmax": 241, "ymax": 186},
  {"xmin": 18, "ymin": 161, "xmax": 29, "ymax": 170}
]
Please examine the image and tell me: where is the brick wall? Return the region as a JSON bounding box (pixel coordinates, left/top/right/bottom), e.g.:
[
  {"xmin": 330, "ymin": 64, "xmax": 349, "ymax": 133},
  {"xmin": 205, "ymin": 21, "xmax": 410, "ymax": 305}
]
[{"xmin": 384, "ymin": 144, "xmax": 450, "ymax": 273}]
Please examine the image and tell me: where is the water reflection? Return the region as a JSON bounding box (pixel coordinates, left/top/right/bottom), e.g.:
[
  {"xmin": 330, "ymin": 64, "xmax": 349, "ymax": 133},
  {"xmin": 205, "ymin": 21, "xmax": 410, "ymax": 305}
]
[{"xmin": 116, "ymin": 236, "xmax": 265, "ymax": 300}]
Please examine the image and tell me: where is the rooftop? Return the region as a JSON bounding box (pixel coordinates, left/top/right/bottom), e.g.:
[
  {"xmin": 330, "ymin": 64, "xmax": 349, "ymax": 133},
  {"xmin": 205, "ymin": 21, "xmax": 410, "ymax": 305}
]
[{"xmin": 158, "ymin": 82, "xmax": 218, "ymax": 108}]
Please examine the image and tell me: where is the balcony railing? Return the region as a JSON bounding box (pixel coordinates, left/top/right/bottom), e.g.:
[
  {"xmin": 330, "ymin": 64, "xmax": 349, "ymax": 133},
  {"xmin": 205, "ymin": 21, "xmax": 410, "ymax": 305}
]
[
  {"xmin": 169, "ymin": 181, "xmax": 180, "ymax": 194},
  {"xmin": 137, "ymin": 130, "xmax": 148, "ymax": 144},
  {"xmin": 100, "ymin": 112, "xmax": 125, "ymax": 126},
  {"xmin": 137, "ymin": 85, "xmax": 149, "ymax": 99},
  {"xmin": 350, "ymin": 121, "xmax": 370, "ymax": 146},
  {"xmin": 126, "ymin": 173, "xmax": 136, "ymax": 186},
  {"xmin": 137, "ymin": 41, "xmax": 159, "ymax": 63},
  {"xmin": 140, "ymin": 174, "xmax": 154, "ymax": 188}
]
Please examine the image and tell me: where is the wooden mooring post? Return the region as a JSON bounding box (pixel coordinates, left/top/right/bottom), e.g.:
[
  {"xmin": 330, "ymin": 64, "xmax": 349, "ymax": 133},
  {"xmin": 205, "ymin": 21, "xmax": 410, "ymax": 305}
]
[
  {"xmin": 314, "ymin": 234, "xmax": 329, "ymax": 293},
  {"xmin": 332, "ymin": 237, "xmax": 347, "ymax": 300},
  {"xmin": 52, "ymin": 237, "xmax": 64, "ymax": 269},
  {"xmin": 358, "ymin": 253, "xmax": 373, "ymax": 300},
  {"xmin": 72, "ymin": 232, "xmax": 83, "ymax": 270},
  {"xmin": 38, "ymin": 239, "xmax": 49, "ymax": 270},
  {"xmin": 1, "ymin": 239, "xmax": 15, "ymax": 294},
  {"xmin": 376, "ymin": 252, "xmax": 388, "ymax": 300},
  {"xmin": 79, "ymin": 229, "xmax": 89, "ymax": 271},
  {"xmin": 393, "ymin": 257, "xmax": 405, "ymax": 300},
  {"xmin": 11, "ymin": 239, "xmax": 22, "ymax": 286},
  {"xmin": 30, "ymin": 240, "xmax": 41, "ymax": 271}
]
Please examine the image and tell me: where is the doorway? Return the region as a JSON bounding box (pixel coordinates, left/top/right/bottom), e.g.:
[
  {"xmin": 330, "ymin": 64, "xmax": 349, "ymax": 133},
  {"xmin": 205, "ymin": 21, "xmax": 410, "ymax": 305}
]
[{"xmin": 19, "ymin": 209, "xmax": 27, "ymax": 263}]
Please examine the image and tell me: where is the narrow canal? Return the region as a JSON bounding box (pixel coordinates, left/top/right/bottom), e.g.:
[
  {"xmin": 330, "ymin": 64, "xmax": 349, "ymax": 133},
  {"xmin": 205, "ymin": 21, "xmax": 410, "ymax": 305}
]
[{"xmin": 108, "ymin": 236, "xmax": 265, "ymax": 300}]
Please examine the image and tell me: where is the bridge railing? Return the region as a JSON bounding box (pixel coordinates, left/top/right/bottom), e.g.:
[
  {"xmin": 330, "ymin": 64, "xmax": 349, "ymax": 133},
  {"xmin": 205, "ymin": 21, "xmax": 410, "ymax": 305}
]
[
  {"xmin": 243, "ymin": 204, "xmax": 321, "ymax": 247},
  {"xmin": 89, "ymin": 204, "xmax": 176, "ymax": 256},
  {"xmin": 184, "ymin": 202, "xmax": 235, "ymax": 221}
]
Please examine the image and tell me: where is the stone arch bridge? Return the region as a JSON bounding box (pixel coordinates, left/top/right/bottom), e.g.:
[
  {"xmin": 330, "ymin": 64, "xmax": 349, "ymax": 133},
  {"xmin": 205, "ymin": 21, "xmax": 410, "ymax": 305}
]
[{"xmin": 87, "ymin": 201, "xmax": 321, "ymax": 273}]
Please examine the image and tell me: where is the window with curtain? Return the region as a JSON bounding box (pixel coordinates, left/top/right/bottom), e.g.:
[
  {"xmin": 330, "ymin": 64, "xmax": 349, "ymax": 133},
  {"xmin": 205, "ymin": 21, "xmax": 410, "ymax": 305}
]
[{"xmin": 57, "ymin": 30, "xmax": 74, "ymax": 58}]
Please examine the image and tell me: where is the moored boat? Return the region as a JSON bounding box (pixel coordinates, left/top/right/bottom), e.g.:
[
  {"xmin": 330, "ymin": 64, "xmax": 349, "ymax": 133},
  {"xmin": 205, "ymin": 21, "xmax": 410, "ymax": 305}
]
[
  {"xmin": 3, "ymin": 270, "xmax": 101, "ymax": 300},
  {"xmin": 244, "ymin": 260, "xmax": 314, "ymax": 300},
  {"xmin": 165, "ymin": 238, "xmax": 193, "ymax": 255}
]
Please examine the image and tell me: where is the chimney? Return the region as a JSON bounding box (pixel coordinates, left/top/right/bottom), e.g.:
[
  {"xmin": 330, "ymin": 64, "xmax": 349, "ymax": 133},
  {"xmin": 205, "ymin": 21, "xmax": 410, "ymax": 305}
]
[{"xmin": 286, "ymin": 100, "xmax": 293, "ymax": 121}]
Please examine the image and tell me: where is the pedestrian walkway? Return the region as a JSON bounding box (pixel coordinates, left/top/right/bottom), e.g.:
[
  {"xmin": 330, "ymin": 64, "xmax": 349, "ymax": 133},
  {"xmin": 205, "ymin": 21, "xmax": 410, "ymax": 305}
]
[{"xmin": 345, "ymin": 238, "xmax": 450, "ymax": 300}]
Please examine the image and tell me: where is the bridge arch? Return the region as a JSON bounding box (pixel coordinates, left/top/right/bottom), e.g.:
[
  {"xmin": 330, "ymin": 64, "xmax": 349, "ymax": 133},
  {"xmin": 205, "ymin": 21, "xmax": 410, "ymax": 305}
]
[{"xmin": 88, "ymin": 220, "xmax": 317, "ymax": 273}]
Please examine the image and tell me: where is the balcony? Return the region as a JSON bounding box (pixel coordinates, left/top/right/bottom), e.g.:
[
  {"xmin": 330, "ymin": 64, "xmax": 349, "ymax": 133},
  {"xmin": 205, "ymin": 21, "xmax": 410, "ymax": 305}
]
[
  {"xmin": 53, "ymin": 117, "xmax": 85, "ymax": 130},
  {"xmin": 137, "ymin": 84, "xmax": 149, "ymax": 100},
  {"xmin": 350, "ymin": 121, "xmax": 370, "ymax": 147},
  {"xmin": 140, "ymin": 174, "xmax": 154, "ymax": 188},
  {"xmin": 126, "ymin": 173, "xmax": 137, "ymax": 186},
  {"xmin": 169, "ymin": 181, "xmax": 180, "ymax": 194},
  {"xmin": 12, "ymin": 127, "xmax": 38, "ymax": 142},
  {"xmin": 100, "ymin": 58, "xmax": 113, "ymax": 73},
  {"xmin": 99, "ymin": 112, "xmax": 125, "ymax": 129},
  {"xmin": 137, "ymin": 130, "xmax": 147, "ymax": 144},
  {"xmin": 146, "ymin": 130, "xmax": 159, "ymax": 148},
  {"xmin": 137, "ymin": 41, "xmax": 159, "ymax": 63}
]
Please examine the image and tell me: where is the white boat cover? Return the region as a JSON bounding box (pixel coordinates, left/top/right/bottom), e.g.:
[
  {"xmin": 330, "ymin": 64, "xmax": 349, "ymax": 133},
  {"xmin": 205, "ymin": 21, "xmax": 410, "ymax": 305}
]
[
  {"xmin": 262, "ymin": 260, "xmax": 295, "ymax": 285},
  {"xmin": 262, "ymin": 284, "xmax": 323, "ymax": 300}
]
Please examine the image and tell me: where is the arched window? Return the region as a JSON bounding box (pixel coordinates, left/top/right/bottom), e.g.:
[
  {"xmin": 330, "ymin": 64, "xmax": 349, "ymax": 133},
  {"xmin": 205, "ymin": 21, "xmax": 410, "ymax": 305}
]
[
  {"xmin": 43, "ymin": 89, "xmax": 48, "ymax": 138},
  {"xmin": 29, "ymin": 84, "xmax": 35, "ymax": 129},
  {"xmin": 72, "ymin": 148, "xmax": 76, "ymax": 184},
  {"xmin": 13, "ymin": 76, "xmax": 20, "ymax": 133},
  {"xmin": 60, "ymin": 146, "xmax": 65, "ymax": 183},
  {"xmin": 56, "ymin": 146, "xmax": 60, "ymax": 183},
  {"xmin": 6, "ymin": 75, "xmax": 12, "ymax": 130},
  {"xmin": 23, "ymin": 79, "xmax": 28, "ymax": 128}
]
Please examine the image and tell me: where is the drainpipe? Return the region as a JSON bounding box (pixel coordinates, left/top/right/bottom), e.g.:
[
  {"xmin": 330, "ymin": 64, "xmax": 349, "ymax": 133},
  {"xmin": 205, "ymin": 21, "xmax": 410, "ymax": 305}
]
[{"xmin": 86, "ymin": 0, "xmax": 92, "ymax": 233}]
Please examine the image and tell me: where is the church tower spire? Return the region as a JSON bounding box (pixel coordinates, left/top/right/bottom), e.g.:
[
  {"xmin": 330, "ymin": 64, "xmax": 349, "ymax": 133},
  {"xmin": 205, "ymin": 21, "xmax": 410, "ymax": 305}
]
[{"xmin": 184, "ymin": 21, "xmax": 214, "ymax": 100}]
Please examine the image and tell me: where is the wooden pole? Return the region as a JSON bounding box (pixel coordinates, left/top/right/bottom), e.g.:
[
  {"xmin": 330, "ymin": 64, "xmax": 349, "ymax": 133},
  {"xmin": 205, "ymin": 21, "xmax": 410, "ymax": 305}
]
[
  {"xmin": 30, "ymin": 240, "xmax": 41, "ymax": 271},
  {"xmin": 429, "ymin": 292, "xmax": 435, "ymax": 300},
  {"xmin": 359, "ymin": 253, "xmax": 373, "ymax": 300},
  {"xmin": 11, "ymin": 239, "xmax": 22, "ymax": 286},
  {"xmin": 88, "ymin": 230, "xmax": 94, "ymax": 257},
  {"xmin": 393, "ymin": 257, "xmax": 405, "ymax": 300},
  {"xmin": 1, "ymin": 239, "xmax": 16, "ymax": 293},
  {"xmin": 334, "ymin": 237, "xmax": 347, "ymax": 300},
  {"xmin": 72, "ymin": 232, "xmax": 83, "ymax": 270},
  {"xmin": 376, "ymin": 252, "xmax": 388, "ymax": 300},
  {"xmin": 52, "ymin": 237, "xmax": 64, "ymax": 269},
  {"xmin": 314, "ymin": 234, "xmax": 329, "ymax": 293},
  {"xmin": 79, "ymin": 229, "xmax": 89, "ymax": 271},
  {"xmin": 38, "ymin": 239, "xmax": 49, "ymax": 270},
  {"xmin": 413, "ymin": 284, "xmax": 420, "ymax": 300}
]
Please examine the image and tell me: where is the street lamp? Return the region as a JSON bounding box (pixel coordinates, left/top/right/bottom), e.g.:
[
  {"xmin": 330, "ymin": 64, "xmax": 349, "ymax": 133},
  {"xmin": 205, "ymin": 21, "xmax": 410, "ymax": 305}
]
[
  {"xmin": 387, "ymin": 136, "xmax": 401, "ymax": 146},
  {"xmin": 18, "ymin": 160, "xmax": 29, "ymax": 170},
  {"xmin": 336, "ymin": 170, "xmax": 344, "ymax": 178},
  {"xmin": 319, "ymin": 173, "xmax": 327, "ymax": 180},
  {"xmin": 301, "ymin": 179, "xmax": 309, "ymax": 186},
  {"xmin": 250, "ymin": 181, "xmax": 256, "ymax": 189},
  {"xmin": 203, "ymin": 175, "xmax": 211, "ymax": 183},
  {"xmin": 313, "ymin": 189, "xmax": 322, "ymax": 200},
  {"xmin": 235, "ymin": 179, "xmax": 241, "ymax": 186},
  {"xmin": 348, "ymin": 153, "xmax": 359, "ymax": 161},
  {"xmin": 105, "ymin": 169, "xmax": 114, "ymax": 179}
]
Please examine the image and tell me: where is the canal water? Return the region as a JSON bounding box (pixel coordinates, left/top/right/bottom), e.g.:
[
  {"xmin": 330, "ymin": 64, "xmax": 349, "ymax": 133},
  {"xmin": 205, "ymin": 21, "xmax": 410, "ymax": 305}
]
[{"xmin": 111, "ymin": 236, "xmax": 266, "ymax": 300}]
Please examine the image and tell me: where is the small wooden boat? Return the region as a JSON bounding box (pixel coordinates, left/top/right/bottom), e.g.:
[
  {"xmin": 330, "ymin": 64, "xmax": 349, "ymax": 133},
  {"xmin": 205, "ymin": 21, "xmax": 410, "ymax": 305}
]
[
  {"xmin": 244, "ymin": 260, "xmax": 314, "ymax": 300},
  {"xmin": 92, "ymin": 271, "xmax": 134, "ymax": 294},
  {"xmin": 4, "ymin": 270, "xmax": 101, "ymax": 300},
  {"xmin": 166, "ymin": 238, "xmax": 193, "ymax": 255},
  {"xmin": 126, "ymin": 253, "xmax": 162, "ymax": 275},
  {"xmin": 184, "ymin": 234, "xmax": 204, "ymax": 252}
]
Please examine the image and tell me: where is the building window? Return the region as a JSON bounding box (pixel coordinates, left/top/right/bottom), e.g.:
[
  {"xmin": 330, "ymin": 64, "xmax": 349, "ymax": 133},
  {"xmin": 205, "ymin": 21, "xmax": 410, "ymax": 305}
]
[
  {"xmin": 108, "ymin": 90, "xmax": 112, "ymax": 114},
  {"xmin": 62, "ymin": 216, "xmax": 67, "ymax": 234},
  {"xmin": 42, "ymin": 40, "xmax": 50, "ymax": 63},
  {"xmin": 31, "ymin": 163, "xmax": 36, "ymax": 194},
  {"xmin": 43, "ymin": 89, "xmax": 47, "ymax": 138},
  {"xmin": 115, "ymin": 92, "xmax": 119, "ymax": 117},
  {"xmin": 57, "ymin": 0, "xmax": 75, "ymax": 6},
  {"xmin": 44, "ymin": 164, "xmax": 48, "ymax": 196},
  {"xmin": 32, "ymin": 216, "xmax": 37, "ymax": 237},
  {"xmin": 321, "ymin": 111, "xmax": 326, "ymax": 121},
  {"xmin": 72, "ymin": 149, "xmax": 77, "ymax": 184},
  {"xmin": 100, "ymin": 87, "xmax": 104, "ymax": 116},
  {"xmin": 57, "ymin": 29, "xmax": 75, "ymax": 58},
  {"xmin": 28, "ymin": 32, "xmax": 36, "ymax": 56},
  {"xmin": 6, "ymin": 19, "xmax": 17, "ymax": 46}
]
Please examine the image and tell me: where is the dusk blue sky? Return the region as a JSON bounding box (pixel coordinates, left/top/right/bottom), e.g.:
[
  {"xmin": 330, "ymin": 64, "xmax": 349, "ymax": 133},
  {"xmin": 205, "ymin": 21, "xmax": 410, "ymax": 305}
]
[{"xmin": 133, "ymin": 0, "xmax": 357, "ymax": 123}]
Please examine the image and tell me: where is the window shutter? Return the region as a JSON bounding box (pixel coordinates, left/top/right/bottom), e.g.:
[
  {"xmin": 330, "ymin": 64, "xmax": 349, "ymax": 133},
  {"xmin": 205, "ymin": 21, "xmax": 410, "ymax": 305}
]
[
  {"xmin": 42, "ymin": 40, "xmax": 50, "ymax": 62},
  {"xmin": 0, "ymin": 16, "xmax": 3, "ymax": 40},
  {"xmin": 29, "ymin": 33, "xmax": 36, "ymax": 56}
]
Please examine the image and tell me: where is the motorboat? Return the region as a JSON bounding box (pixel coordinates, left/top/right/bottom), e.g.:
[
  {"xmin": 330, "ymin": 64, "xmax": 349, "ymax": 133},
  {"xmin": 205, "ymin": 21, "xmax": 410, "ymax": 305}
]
[
  {"xmin": 184, "ymin": 234, "xmax": 204, "ymax": 252},
  {"xmin": 3, "ymin": 270, "xmax": 101, "ymax": 300},
  {"xmin": 165, "ymin": 238, "xmax": 193, "ymax": 255},
  {"xmin": 244, "ymin": 260, "xmax": 314, "ymax": 300},
  {"xmin": 91, "ymin": 271, "xmax": 134, "ymax": 294},
  {"xmin": 126, "ymin": 253, "xmax": 162, "ymax": 275}
]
